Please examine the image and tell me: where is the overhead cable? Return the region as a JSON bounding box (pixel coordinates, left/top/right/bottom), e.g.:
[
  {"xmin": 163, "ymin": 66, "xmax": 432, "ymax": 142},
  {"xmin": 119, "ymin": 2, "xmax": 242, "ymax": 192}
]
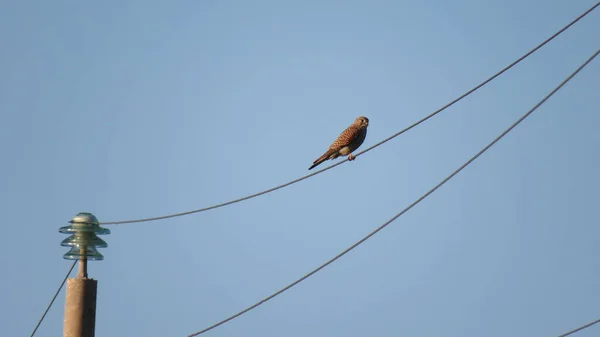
[
  {"xmin": 188, "ymin": 47, "xmax": 600, "ymax": 337},
  {"xmin": 558, "ymin": 318, "xmax": 600, "ymax": 337},
  {"xmin": 30, "ymin": 261, "xmax": 76, "ymax": 337},
  {"xmin": 99, "ymin": 1, "xmax": 600, "ymax": 226}
]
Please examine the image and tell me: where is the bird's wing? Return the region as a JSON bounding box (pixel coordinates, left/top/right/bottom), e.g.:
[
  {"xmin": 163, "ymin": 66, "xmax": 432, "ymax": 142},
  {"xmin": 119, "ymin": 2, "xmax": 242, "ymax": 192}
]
[{"xmin": 329, "ymin": 125, "xmax": 361, "ymax": 150}]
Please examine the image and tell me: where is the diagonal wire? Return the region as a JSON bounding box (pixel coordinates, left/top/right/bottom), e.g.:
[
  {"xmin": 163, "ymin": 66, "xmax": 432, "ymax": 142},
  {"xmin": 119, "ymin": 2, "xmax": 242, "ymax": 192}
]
[
  {"xmin": 188, "ymin": 47, "xmax": 600, "ymax": 337},
  {"xmin": 558, "ymin": 318, "xmax": 600, "ymax": 337},
  {"xmin": 98, "ymin": 1, "xmax": 599, "ymax": 226},
  {"xmin": 30, "ymin": 261, "xmax": 77, "ymax": 337}
]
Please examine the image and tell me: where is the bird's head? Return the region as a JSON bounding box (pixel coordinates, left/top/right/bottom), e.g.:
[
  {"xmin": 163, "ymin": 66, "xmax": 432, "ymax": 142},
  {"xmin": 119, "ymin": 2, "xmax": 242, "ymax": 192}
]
[{"xmin": 354, "ymin": 116, "xmax": 369, "ymax": 128}]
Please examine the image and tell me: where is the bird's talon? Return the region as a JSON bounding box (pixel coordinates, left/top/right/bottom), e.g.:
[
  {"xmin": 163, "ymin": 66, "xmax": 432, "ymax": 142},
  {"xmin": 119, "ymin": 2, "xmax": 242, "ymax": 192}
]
[{"xmin": 348, "ymin": 154, "xmax": 355, "ymax": 161}]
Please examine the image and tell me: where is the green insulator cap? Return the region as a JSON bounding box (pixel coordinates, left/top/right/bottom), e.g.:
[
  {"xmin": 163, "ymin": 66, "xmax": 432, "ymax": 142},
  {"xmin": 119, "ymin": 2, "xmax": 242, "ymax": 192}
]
[
  {"xmin": 59, "ymin": 212, "xmax": 110, "ymax": 261},
  {"xmin": 63, "ymin": 246, "xmax": 104, "ymax": 261}
]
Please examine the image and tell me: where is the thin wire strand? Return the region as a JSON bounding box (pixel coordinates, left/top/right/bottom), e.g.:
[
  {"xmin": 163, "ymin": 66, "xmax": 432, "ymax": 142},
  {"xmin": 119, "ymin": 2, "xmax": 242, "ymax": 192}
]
[
  {"xmin": 30, "ymin": 261, "xmax": 76, "ymax": 337},
  {"xmin": 558, "ymin": 318, "xmax": 600, "ymax": 337},
  {"xmin": 99, "ymin": 1, "xmax": 600, "ymax": 226},
  {"xmin": 188, "ymin": 48, "xmax": 600, "ymax": 337}
]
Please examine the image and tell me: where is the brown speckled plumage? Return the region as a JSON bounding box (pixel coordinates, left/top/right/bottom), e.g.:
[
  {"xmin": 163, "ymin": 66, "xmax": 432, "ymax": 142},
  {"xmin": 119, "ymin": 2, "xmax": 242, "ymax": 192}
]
[{"xmin": 308, "ymin": 116, "xmax": 369, "ymax": 170}]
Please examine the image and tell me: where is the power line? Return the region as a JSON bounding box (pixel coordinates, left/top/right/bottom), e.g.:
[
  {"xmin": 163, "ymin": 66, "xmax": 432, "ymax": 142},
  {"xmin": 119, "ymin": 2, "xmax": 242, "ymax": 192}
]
[
  {"xmin": 99, "ymin": 1, "xmax": 600, "ymax": 226},
  {"xmin": 30, "ymin": 261, "xmax": 76, "ymax": 337},
  {"xmin": 558, "ymin": 318, "xmax": 600, "ymax": 337},
  {"xmin": 188, "ymin": 47, "xmax": 600, "ymax": 337}
]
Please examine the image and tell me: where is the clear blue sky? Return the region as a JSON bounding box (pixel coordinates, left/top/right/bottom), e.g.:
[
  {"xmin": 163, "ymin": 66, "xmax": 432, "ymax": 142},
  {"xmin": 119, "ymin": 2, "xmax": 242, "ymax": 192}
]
[{"xmin": 1, "ymin": 1, "xmax": 599, "ymax": 336}]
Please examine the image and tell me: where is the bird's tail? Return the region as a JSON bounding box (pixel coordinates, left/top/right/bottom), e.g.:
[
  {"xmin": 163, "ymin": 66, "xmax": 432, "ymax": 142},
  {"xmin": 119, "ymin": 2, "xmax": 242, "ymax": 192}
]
[
  {"xmin": 308, "ymin": 160, "xmax": 324, "ymax": 170},
  {"xmin": 308, "ymin": 149, "xmax": 336, "ymax": 170}
]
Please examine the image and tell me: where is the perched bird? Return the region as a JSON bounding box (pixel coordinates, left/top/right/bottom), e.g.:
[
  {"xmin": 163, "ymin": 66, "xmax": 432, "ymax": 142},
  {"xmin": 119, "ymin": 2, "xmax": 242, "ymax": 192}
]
[{"xmin": 308, "ymin": 116, "xmax": 369, "ymax": 170}]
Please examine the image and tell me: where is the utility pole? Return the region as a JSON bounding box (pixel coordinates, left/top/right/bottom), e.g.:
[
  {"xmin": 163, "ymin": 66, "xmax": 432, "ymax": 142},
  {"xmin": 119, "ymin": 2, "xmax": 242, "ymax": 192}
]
[{"xmin": 59, "ymin": 213, "xmax": 110, "ymax": 337}]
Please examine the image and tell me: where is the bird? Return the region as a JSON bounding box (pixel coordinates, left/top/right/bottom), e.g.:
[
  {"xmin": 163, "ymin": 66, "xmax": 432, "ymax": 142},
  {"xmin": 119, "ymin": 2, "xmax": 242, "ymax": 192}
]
[{"xmin": 308, "ymin": 116, "xmax": 369, "ymax": 170}]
